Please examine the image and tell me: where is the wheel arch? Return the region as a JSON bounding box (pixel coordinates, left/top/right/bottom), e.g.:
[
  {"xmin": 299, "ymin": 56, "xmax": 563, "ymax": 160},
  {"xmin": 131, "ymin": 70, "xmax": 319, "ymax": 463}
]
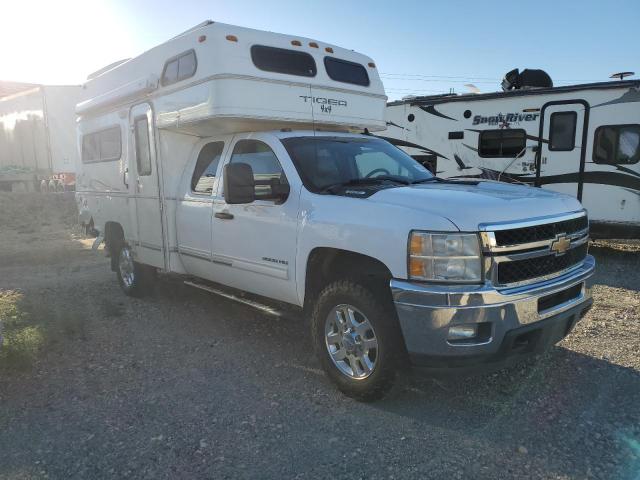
[{"xmin": 303, "ymin": 247, "xmax": 393, "ymax": 312}]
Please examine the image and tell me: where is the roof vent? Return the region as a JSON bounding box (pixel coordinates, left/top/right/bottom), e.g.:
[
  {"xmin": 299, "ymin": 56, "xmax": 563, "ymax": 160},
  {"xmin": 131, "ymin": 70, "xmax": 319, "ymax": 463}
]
[{"xmin": 501, "ymin": 68, "xmax": 553, "ymax": 91}]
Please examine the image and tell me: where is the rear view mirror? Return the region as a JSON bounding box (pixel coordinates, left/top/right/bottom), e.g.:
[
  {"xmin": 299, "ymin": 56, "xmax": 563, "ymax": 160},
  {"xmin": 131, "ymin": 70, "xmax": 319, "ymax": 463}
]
[{"xmin": 224, "ymin": 163, "xmax": 255, "ymax": 204}]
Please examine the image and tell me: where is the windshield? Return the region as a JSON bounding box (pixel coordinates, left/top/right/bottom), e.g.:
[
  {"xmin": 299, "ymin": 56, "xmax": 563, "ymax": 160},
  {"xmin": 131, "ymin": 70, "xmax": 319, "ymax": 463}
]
[{"xmin": 281, "ymin": 136, "xmax": 433, "ymax": 193}]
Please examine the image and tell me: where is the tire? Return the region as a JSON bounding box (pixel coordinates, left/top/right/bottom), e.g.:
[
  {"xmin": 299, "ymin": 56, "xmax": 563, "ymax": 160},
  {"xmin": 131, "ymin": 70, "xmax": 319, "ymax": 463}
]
[
  {"xmin": 115, "ymin": 244, "xmax": 155, "ymax": 297},
  {"xmin": 311, "ymin": 280, "xmax": 405, "ymax": 401}
]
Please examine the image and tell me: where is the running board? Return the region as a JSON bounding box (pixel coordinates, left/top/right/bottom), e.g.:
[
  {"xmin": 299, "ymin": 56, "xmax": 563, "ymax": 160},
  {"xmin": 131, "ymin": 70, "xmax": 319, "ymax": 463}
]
[{"xmin": 184, "ymin": 280, "xmax": 297, "ymax": 319}]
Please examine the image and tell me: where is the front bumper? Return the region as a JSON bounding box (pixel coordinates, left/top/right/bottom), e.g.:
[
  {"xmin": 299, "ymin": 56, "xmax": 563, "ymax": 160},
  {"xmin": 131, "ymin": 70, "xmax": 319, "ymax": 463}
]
[{"xmin": 391, "ymin": 255, "xmax": 595, "ymax": 367}]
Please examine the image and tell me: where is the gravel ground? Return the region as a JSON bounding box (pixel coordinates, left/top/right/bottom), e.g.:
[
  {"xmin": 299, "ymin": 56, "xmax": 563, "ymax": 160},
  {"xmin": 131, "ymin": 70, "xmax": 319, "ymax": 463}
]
[{"xmin": 0, "ymin": 193, "xmax": 639, "ymax": 480}]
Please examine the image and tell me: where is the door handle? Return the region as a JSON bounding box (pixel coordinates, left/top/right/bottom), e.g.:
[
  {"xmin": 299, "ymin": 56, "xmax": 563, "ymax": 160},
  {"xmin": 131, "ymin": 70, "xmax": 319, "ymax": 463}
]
[
  {"xmin": 215, "ymin": 212, "xmax": 234, "ymax": 220},
  {"xmin": 123, "ymin": 168, "xmax": 129, "ymax": 188}
]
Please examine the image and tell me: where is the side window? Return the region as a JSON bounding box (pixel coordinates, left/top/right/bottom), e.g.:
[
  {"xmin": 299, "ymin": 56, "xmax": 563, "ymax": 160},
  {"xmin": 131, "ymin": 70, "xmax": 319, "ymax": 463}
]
[
  {"xmin": 549, "ymin": 111, "xmax": 577, "ymax": 151},
  {"xmin": 230, "ymin": 140, "xmax": 288, "ymax": 200},
  {"xmin": 479, "ymin": 129, "xmax": 526, "ymax": 157},
  {"xmin": 355, "ymin": 151, "xmax": 409, "ymax": 177},
  {"xmin": 593, "ymin": 125, "xmax": 640, "ymax": 165},
  {"xmin": 82, "ymin": 126, "xmax": 122, "ymax": 163},
  {"xmin": 191, "ymin": 142, "xmax": 224, "ymax": 194},
  {"xmin": 161, "ymin": 50, "xmax": 197, "ymax": 86},
  {"xmin": 134, "ymin": 116, "xmax": 152, "ymax": 176},
  {"xmin": 324, "ymin": 57, "xmax": 370, "ymax": 86},
  {"xmin": 250, "ymin": 45, "xmax": 316, "ymax": 77}
]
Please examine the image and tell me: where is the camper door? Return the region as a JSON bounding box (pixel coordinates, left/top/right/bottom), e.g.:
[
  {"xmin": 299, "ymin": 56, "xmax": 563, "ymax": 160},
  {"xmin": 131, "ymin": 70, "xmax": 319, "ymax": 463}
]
[
  {"xmin": 537, "ymin": 101, "xmax": 588, "ymax": 199},
  {"xmin": 129, "ymin": 103, "xmax": 165, "ymax": 268}
]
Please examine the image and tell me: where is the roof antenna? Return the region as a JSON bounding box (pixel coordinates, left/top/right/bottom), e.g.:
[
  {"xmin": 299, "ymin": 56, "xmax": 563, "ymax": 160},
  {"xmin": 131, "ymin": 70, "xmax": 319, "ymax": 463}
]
[
  {"xmin": 610, "ymin": 71, "xmax": 635, "ymax": 81},
  {"xmin": 363, "ymin": 128, "xmax": 371, "ymax": 136}
]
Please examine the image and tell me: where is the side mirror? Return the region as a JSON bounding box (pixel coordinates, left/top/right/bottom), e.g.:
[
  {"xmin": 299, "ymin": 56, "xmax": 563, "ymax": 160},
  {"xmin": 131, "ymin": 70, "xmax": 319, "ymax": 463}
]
[{"xmin": 224, "ymin": 163, "xmax": 255, "ymax": 204}]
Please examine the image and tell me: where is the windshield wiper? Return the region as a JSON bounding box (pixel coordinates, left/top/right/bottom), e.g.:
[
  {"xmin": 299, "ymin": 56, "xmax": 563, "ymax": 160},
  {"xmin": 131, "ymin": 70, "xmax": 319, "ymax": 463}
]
[
  {"xmin": 410, "ymin": 177, "xmax": 439, "ymax": 184},
  {"xmin": 320, "ymin": 176, "xmax": 409, "ymax": 193},
  {"xmin": 411, "ymin": 176, "xmax": 479, "ymax": 185}
]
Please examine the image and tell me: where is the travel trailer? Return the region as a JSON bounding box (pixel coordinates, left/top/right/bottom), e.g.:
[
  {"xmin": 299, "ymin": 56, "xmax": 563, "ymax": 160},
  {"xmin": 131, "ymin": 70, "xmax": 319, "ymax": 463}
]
[
  {"xmin": 384, "ymin": 73, "xmax": 640, "ymax": 238},
  {"xmin": 76, "ymin": 22, "xmax": 594, "ymax": 400},
  {"xmin": 0, "ymin": 85, "xmax": 80, "ymax": 192}
]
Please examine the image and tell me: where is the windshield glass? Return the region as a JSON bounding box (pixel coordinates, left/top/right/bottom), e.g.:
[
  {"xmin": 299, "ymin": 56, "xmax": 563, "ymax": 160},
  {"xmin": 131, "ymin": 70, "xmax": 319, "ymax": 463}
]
[{"xmin": 281, "ymin": 136, "xmax": 433, "ymax": 193}]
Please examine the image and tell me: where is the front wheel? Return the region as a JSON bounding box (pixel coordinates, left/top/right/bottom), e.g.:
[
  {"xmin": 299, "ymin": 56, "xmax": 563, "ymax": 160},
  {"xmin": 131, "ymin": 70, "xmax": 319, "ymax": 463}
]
[
  {"xmin": 311, "ymin": 280, "xmax": 405, "ymax": 401},
  {"xmin": 115, "ymin": 244, "xmax": 155, "ymax": 297}
]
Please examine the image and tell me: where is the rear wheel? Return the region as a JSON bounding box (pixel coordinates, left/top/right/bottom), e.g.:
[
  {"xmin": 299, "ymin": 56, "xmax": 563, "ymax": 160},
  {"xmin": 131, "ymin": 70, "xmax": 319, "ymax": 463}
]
[
  {"xmin": 311, "ymin": 280, "xmax": 404, "ymax": 401},
  {"xmin": 115, "ymin": 244, "xmax": 155, "ymax": 297}
]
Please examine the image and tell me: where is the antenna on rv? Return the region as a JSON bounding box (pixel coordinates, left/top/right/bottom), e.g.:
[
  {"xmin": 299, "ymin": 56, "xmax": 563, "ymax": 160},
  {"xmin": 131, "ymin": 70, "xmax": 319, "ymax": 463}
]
[
  {"xmin": 464, "ymin": 84, "xmax": 480, "ymax": 94},
  {"xmin": 609, "ymin": 71, "xmax": 635, "ymax": 81}
]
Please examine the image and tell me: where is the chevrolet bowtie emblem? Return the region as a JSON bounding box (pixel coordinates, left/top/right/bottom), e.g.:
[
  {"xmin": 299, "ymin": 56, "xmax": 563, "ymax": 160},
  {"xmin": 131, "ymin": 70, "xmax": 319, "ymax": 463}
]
[{"xmin": 550, "ymin": 235, "xmax": 571, "ymax": 255}]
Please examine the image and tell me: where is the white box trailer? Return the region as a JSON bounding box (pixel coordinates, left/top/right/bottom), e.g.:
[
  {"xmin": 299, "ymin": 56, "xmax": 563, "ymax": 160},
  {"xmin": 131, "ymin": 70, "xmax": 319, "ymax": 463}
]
[
  {"xmin": 0, "ymin": 85, "xmax": 81, "ymax": 191},
  {"xmin": 383, "ymin": 78, "xmax": 640, "ymax": 238}
]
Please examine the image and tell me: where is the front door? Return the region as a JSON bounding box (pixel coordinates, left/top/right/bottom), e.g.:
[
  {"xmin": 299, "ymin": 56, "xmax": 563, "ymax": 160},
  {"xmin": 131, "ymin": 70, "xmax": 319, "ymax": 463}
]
[
  {"xmin": 211, "ymin": 133, "xmax": 300, "ymax": 305},
  {"xmin": 130, "ymin": 103, "xmax": 165, "ymax": 268},
  {"xmin": 536, "ymin": 101, "xmax": 589, "ymax": 200}
]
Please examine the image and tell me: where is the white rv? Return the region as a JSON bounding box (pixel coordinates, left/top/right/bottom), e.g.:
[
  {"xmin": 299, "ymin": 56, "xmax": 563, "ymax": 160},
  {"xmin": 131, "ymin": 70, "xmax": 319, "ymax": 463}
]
[
  {"xmin": 384, "ymin": 74, "xmax": 640, "ymax": 238},
  {"xmin": 76, "ymin": 22, "xmax": 594, "ymax": 400}
]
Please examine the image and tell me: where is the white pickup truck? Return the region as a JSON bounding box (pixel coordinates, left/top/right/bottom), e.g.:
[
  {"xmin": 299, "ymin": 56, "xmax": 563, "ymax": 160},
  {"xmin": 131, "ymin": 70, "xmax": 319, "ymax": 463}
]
[{"xmin": 76, "ymin": 21, "xmax": 595, "ymax": 400}]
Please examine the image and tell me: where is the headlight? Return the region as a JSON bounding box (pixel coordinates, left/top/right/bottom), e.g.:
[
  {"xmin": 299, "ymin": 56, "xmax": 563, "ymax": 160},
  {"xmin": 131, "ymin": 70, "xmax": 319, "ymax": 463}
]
[{"xmin": 408, "ymin": 232, "xmax": 482, "ymax": 282}]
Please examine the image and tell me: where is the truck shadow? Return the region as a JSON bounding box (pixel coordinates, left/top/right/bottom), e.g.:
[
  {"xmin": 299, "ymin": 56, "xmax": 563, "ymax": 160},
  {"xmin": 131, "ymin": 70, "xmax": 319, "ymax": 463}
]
[{"xmin": 377, "ymin": 348, "xmax": 640, "ymax": 478}]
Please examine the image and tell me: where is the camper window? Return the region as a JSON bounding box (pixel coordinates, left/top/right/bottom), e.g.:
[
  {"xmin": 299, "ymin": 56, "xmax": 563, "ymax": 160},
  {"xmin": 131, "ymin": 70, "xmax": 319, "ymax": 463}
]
[
  {"xmin": 81, "ymin": 126, "xmax": 122, "ymax": 163},
  {"xmin": 134, "ymin": 117, "xmax": 152, "ymax": 176},
  {"xmin": 593, "ymin": 124, "xmax": 640, "ymax": 165},
  {"xmin": 250, "ymin": 45, "xmax": 316, "ymax": 77},
  {"xmin": 324, "ymin": 57, "xmax": 370, "ymax": 87},
  {"xmin": 161, "ymin": 50, "xmax": 197, "ymax": 86},
  {"xmin": 549, "ymin": 111, "xmax": 577, "ymax": 151},
  {"xmin": 229, "ymin": 140, "xmax": 289, "ymax": 201},
  {"xmin": 478, "ymin": 129, "xmax": 526, "ymax": 158},
  {"xmin": 191, "ymin": 142, "xmax": 225, "ymax": 195}
]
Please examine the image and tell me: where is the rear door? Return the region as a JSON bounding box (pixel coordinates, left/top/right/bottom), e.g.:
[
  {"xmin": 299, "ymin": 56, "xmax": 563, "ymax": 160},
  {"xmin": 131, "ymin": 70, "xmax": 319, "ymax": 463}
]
[
  {"xmin": 536, "ymin": 101, "xmax": 589, "ymax": 199},
  {"xmin": 130, "ymin": 103, "xmax": 165, "ymax": 268}
]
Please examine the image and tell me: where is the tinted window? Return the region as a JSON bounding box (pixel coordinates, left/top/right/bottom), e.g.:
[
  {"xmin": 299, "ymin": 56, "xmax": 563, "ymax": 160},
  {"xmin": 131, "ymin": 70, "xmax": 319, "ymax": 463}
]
[
  {"xmin": 479, "ymin": 129, "xmax": 526, "ymax": 157},
  {"xmin": 550, "ymin": 111, "xmax": 577, "ymax": 151},
  {"xmin": 250, "ymin": 45, "xmax": 316, "ymax": 77},
  {"xmin": 593, "ymin": 125, "xmax": 640, "ymax": 165},
  {"xmin": 191, "ymin": 142, "xmax": 224, "ymax": 194},
  {"xmin": 82, "ymin": 127, "xmax": 122, "ymax": 163},
  {"xmin": 355, "ymin": 151, "xmax": 410, "ymax": 178},
  {"xmin": 134, "ymin": 117, "xmax": 152, "ymax": 176},
  {"xmin": 324, "ymin": 57, "xmax": 370, "ymax": 86},
  {"xmin": 281, "ymin": 136, "xmax": 433, "ymax": 193},
  {"xmin": 162, "ymin": 50, "xmax": 197, "ymax": 86},
  {"xmin": 230, "ymin": 140, "xmax": 288, "ymax": 200}
]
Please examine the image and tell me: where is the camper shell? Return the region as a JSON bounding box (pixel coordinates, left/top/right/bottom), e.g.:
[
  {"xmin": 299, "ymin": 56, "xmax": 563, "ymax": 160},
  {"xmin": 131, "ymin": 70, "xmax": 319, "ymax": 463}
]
[
  {"xmin": 76, "ymin": 20, "xmax": 386, "ymax": 274},
  {"xmin": 384, "ymin": 79, "xmax": 640, "ymax": 237}
]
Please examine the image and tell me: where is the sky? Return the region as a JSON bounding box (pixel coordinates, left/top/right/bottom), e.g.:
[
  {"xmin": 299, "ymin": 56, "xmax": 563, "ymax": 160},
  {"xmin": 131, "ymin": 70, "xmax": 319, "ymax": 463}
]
[{"xmin": 0, "ymin": 0, "xmax": 638, "ymax": 100}]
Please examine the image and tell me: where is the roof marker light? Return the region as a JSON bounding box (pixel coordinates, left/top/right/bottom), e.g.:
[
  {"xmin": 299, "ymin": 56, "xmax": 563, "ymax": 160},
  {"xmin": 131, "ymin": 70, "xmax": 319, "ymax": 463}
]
[
  {"xmin": 198, "ymin": 35, "xmax": 207, "ymax": 43},
  {"xmin": 325, "ymin": 47, "xmax": 334, "ymax": 53},
  {"xmin": 309, "ymin": 42, "xmax": 319, "ymax": 48},
  {"xmin": 368, "ymin": 62, "xmax": 376, "ymax": 68},
  {"xmin": 291, "ymin": 40, "xmax": 302, "ymax": 46},
  {"xmin": 226, "ymin": 35, "xmax": 238, "ymax": 42}
]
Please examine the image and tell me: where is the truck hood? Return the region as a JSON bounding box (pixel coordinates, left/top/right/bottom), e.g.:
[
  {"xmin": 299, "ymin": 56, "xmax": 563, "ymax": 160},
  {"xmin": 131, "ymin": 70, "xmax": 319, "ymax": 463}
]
[{"xmin": 367, "ymin": 180, "xmax": 583, "ymax": 231}]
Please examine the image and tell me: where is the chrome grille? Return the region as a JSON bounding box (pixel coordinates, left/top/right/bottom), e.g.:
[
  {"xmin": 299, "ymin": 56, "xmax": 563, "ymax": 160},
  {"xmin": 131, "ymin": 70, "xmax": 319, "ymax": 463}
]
[
  {"xmin": 497, "ymin": 243, "xmax": 588, "ymax": 284},
  {"xmin": 493, "ymin": 215, "xmax": 588, "ymax": 247},
  {"xmin": 481, "ymin": 212, "xmax": 590, "ymax": 287}
]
